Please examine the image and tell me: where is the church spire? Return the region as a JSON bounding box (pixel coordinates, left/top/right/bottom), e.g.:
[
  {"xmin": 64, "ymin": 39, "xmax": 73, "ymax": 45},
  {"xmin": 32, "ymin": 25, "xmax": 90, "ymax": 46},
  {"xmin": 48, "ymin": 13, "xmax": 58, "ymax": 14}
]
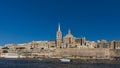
[
  {"xmin": 56, "ymin": 23, "xmax": 62, "ymax": 48},
  {"xmin": 58, "ymin": 23, "xmax": 61, "ymax": 32},
  {"xmin": 68, "ymin": 29, "xmax": 71, "ymax": 34}
]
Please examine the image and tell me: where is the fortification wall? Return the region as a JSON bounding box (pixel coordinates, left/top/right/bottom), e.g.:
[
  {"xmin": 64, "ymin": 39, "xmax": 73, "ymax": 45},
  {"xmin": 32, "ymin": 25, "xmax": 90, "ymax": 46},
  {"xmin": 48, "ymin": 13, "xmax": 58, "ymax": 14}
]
[
  {"xmin": 54, "ymin": 48, "xmax": 109, "ymax": 58},
  {"xmin": 109, "ymin": 49, "xmax": 120, "ymax": 57}
]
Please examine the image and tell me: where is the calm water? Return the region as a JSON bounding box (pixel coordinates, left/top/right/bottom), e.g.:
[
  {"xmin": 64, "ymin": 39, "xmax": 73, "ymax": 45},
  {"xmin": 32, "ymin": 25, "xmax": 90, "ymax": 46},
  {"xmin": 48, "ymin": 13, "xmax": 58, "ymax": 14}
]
[{"xmin": 0, "ymin": 58, "xmax": 120, "ymax": 68}]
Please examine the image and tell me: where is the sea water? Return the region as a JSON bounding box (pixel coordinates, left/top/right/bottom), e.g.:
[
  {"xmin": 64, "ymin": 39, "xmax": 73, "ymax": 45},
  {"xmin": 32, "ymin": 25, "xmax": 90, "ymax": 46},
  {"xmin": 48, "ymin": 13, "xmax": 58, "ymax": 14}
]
[{"xmin": 0, "ymin": 58, "xmax": 120, "ymax": 68}]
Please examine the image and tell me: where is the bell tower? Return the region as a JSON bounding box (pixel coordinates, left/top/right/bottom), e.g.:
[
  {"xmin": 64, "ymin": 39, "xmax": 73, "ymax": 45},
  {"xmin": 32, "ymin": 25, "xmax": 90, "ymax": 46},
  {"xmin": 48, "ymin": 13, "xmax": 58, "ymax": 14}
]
[{"xmin": 56, "ymin": 23, "xmax": 62, "ymax": 48}]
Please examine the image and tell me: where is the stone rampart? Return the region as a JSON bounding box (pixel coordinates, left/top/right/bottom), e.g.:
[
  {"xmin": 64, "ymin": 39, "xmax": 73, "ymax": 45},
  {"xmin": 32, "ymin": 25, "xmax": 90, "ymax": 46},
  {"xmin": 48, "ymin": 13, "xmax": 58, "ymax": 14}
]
[{"xmin": 54, "ymin": 48, "xmax": 109, "ymax": 58}]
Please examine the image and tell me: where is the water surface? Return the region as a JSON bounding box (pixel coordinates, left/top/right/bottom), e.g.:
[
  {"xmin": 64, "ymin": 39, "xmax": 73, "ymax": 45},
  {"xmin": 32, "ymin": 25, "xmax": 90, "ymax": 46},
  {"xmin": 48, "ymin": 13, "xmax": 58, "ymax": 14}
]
[{"xmin": 0, "ymin": 58, "xmax": 120, "ymax": 68}]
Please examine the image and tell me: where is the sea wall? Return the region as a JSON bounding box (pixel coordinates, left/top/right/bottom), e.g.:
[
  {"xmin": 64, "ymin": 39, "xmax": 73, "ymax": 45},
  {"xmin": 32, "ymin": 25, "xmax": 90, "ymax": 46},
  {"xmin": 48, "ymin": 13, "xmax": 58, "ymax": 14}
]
[
  {"xmin": 54, "ymin": 48, "xmax": 109, "ymax": 59},
  {"xmin": 109, "ymin": 49, "xmax": 120, "ymax": 57},
  {"xmin": 1, "ymin": 48, "xmax": 120, "ymax": 59}
]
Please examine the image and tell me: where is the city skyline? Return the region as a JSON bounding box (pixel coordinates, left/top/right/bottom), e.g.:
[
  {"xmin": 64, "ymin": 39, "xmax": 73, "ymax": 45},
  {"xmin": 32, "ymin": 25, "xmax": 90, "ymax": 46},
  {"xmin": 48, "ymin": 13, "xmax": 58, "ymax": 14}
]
[{"xmin": 0, "ymin": 0, "xmax": 120, "ymax": 45}]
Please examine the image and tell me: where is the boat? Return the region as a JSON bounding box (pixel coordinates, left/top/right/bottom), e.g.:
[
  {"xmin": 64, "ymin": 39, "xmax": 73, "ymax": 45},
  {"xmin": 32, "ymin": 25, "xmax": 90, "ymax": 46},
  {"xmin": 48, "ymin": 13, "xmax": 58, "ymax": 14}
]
[
  {"xmin": 38, "ymin": 58, "xmax": 43, "ymax": 61},
  {"xmin": 59, "ymin": 58, "xmax": 71, "ymax": 62}
]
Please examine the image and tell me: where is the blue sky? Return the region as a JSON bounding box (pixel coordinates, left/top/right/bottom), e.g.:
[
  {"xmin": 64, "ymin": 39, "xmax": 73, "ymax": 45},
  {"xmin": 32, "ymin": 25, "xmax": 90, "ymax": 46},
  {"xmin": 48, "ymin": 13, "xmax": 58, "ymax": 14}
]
[{"xmin": 0, "ymin": 0, "xmax": 120, "ymax": 45}]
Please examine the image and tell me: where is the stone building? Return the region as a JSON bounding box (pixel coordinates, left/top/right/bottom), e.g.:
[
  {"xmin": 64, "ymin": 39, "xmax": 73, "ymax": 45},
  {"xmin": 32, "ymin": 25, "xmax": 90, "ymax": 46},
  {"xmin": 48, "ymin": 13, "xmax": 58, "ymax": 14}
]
[
  {"xmin": 56, "ymin": 23, "xmax": 62, "ymax": 48},
  {"xmin": 30, "ymin": 41, "xmax": 49, "ymax": 50},
  {"xmin": 85, "ymin": 41, "xmax": 97, "ymax": 48},
  {"xmin": 97, "ymin": 40, "xmax": 108, "ymax": 48},
  {"xmin": 63, "ymin": 29, "xmax": 76, "ymax": 48},
  {"xmin": 48, "ymin": 40, "xmax": 56, "ymax": 49},
  {"xmin": 3, "ymin": 44, "xmax": 17, "ymax": 53},
  {"xmin": 75, "ymin": 37, "xmax": 87, "ymax": 48},
  {"xmin": 55, "ymin": 23, "xmax": 97, "ymax": 49},
  {"xmin": 75, "ymin": 38, "xmax": 96, "ymax": 48},
  {"xmin": 110, "ymin": 40, "xmax": 120, "ymax": 49}
]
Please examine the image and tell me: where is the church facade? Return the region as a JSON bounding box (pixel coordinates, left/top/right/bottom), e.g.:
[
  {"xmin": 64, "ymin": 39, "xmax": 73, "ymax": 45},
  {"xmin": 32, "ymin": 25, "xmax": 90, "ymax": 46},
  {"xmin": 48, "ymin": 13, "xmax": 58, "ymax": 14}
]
[{"xmin": 56, "ymin": 23, "xmax": 96, "ymax": 48}]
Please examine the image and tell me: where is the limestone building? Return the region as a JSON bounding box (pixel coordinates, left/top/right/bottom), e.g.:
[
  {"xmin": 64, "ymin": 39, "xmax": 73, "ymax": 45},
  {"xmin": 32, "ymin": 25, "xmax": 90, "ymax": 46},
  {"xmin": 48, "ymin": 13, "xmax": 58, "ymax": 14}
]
[
  {"xmin": 110, "ymin": 40, "xmax": 120, "ymax": 49},
  {"xmin": 97, "ymin": 40, "xmax": 108, "ymax": 48},
  {"xmin": 55, "ymin": 23, "xmax": 97, "ymax": 49},
  {"xmin": 56, "ymin": 23, "xmax": 62, "ymax": 48},
  {"xmin": 63, "ymin": 29, "xmax": 76, "ymax": 48}
]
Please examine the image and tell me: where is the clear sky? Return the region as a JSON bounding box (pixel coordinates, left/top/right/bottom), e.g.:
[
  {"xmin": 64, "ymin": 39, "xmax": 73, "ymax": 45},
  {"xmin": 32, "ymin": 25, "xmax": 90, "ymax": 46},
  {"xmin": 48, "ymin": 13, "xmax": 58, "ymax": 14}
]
[{"xmin": 0, "ymin": 0, "xmax": 120, "ymax": 45}]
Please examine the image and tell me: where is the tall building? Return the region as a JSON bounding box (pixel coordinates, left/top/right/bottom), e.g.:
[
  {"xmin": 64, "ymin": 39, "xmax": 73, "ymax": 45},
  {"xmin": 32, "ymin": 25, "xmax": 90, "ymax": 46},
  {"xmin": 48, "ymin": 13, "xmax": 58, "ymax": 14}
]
[{"xmin": 56, "ymin": 23, "xmax": 62, "ymax": 48}]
